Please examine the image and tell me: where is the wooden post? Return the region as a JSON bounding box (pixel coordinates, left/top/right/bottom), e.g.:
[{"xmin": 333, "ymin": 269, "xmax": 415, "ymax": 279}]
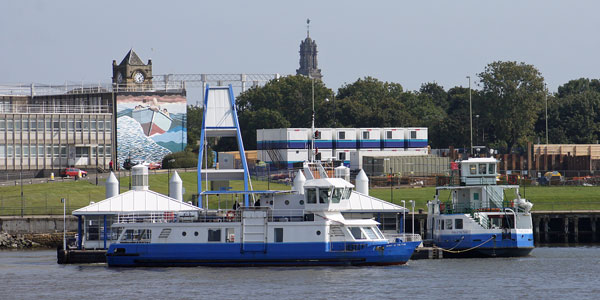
[
  {"xmin": 591, "ymin": 217, "xmax": 597, "ymax": 243},
  {"xmin": 527, "ymin": 142, "xmax": 532, "ymax": 177},
  {"xmin": 564, "ymin": 217, "xmax": 569, "ymax": 244},
  {"xmin": 544, "ymin": 216, "xmax": 550, "ymax": 243},
  {"xmin": 534, "ymin": 216, "xmax": 541, "ymax": 244},
  {"xmin": 574, "ymin": 216, "xmax": 579, "ymax": 243}
]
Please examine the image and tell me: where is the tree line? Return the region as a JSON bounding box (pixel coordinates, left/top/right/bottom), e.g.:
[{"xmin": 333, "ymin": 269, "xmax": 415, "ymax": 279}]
[{"xmin": 186, "ymin": 60, "xmax": 600, "ymax": 154}]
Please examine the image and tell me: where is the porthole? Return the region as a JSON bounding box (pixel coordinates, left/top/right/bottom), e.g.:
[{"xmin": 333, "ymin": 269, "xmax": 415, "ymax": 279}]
[
  {"xmin": 194, "ymin": 231, "xmax": 199, "ymax": 236},
  {"xmin": 299, "ymin": 200, "xmax": 304, "ymax": 205},
  {"xmin": 182, "ymin": 231, "xmax": 187, "ymax": 236},
  {"xmin": 316, "ymin": 230, "xmax": 321, "ymax": 236},
  {"xmin": 285, "ymin": 200, "xmax": 290, "ymax": 205}
]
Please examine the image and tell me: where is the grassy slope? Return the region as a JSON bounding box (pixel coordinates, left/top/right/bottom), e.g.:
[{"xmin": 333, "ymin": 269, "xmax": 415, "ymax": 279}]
[{"xmin": 1, "ymin": 173, "xmax": 599, "ymax": 215}]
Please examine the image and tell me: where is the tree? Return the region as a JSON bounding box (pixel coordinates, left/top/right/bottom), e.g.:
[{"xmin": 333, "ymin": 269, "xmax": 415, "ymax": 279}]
[
  {"xmin": 478, "ymin": 61, "xmax": 545, "ymax": 152},
  {"xmin": 234, "ymin": 75, "xmax": 334, "ymax": 149},
  {"xmin": 186, "ymin": 105, "xmax": 203, "ymax": 152}
]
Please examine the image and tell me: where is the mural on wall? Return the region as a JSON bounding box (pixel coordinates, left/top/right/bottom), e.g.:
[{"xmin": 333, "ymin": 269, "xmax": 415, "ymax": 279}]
[{"xmin": 116, "ymin": 93, "xmax": 187, "ymax": 167}]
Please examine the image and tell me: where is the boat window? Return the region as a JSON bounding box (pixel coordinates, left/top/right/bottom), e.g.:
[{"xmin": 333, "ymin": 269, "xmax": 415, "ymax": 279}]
[
  {"xmin": 372, "ymin": 226, "xmax": 385, "ymax": 239},
  {"xmin": 226, "ymin": 228, "xmax": 235, "ymax": 243},
  {"xmin": 208, "ymin": 229, "xmax": 221, "ymax": 242},
  {"xmin": 362, "ymin": 227, "xmax": 378, "ymax": 239},
  {"xmin": 306, "ymin": 188, "xmax": 317, "ymax": 204},
  {"xmin": 342, "ymin": 188, "xmax": 352, "ymax": 199},
  {"xmin": 445, "ymin": 219, "xmax": 453, "ymax": 230},
  {"xmin": 488, "ymin": 163, "xmax": 495, "ymax": 174},
  {"xmin": 469, "ymin": 164, "xmax": 476, "ymax": 175},
  {"xmin": 274, "ymin": 228, "xmax": 283, "ymax": 243},
  {"xmin": 349, "ymin": 227, "xmax": 366, "ymax": 240},
  {"xmin": 319, "ymin": 188, "xmax": 330, "ymax": 204},
  {"xmin": 479, "ymin": 164, "xmax": 487, "ymax": 174},
  {"xmin": 331, "ymin": 188, "xmax": 343, "ymax": 203},
  {"xmin": 120, "ymin": 229, "xmax": 151, "ymax": 243},
  {"xmin": 455, "ymin": 219, "xmax": 463, "ymax": 229}
]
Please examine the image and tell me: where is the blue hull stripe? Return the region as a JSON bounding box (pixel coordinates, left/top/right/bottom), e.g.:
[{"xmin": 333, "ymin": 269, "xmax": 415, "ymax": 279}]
[
  {"xmin": 107, "ymin": 241, "xmax": 420, "ymax": 267},
  {"xmin": 434, "ymin": 232, "xmax": 534, "ymax": 250}
]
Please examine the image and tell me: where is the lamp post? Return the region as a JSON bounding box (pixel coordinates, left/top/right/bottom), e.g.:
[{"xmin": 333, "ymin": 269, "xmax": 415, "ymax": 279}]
[
  {"xmin": 409, "ymin": 200, "xmax": 415, "ymax": 236},
  {"xmin": 475, "ymin": 115, "xmax": 480, "ymax": 146},
  {"xmin": 401, "ymin": 200, "xmax": 406, "ymax": 234},
  {"xmin": 467, "ymin": 76, "xmax": 473, "ymax": 156},
  {"xmin": 545, "ymin": 83, "xmax": 548, "ymax": 144},
  {"xmin": 311, "ymin": 77, "xmax": 315, "ymax": 162}
]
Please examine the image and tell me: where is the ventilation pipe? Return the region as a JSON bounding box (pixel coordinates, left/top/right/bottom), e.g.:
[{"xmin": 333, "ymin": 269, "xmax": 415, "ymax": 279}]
[
  {"xmin": 105, "ymin": 172, "xmax": 119, "ymax": 198},
  {"xmin": 169, "ymin": 171, "xmax": 183, "ymax": 201},
  {"xmin": 131, "ymin": 165, "xmax": 149, "ymax": 191},
  {"xmin": 292, "ymin": 170, "xmax": 306, "ymax": 194},
  {"xmin": 356, "ymin": 169, "xmax": 369, "ymax": 195},
  {"xmin": 334, "ymin": 166, "xmax": 350, "ymax": 182}
]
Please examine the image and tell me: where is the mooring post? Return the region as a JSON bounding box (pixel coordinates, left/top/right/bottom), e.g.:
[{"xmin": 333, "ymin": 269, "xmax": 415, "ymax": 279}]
[
  {"xmin": 544, "ymin": 216, "xmax": 550, "ymax": 243},
  {"xmin": 534, "ymin": 216, "xmax": 541, "ymax": 244},
  {"xmin": 564, "ymin": 217, "xmax": 569, "ymax": 244},
  {"xmin": 574, "ymin": 216, "xmax": 579, "ymax": 243},
  {"xmin": 591, "ymin": 217, "xmax": 597, "ymax": 243}
]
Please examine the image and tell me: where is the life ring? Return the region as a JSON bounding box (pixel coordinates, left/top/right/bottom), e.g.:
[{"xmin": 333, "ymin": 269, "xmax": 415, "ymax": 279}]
[
  {"xmin": 226, "ymin": 210, "xmax": 235, "ymax": 221},
  {"xmin": 163, "ymin": 211, "xmax": 175, "ymax": 222}
]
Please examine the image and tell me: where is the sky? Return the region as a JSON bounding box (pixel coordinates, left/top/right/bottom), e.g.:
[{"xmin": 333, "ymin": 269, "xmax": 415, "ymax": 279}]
[{"xmin": 2, "ymin": 0, "xmax": 600, "ymax": 103}]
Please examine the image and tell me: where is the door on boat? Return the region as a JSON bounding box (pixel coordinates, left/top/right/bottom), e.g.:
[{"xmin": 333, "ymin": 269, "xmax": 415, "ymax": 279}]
[{"xmin": 241, "ymin": 209, "xmax": 268, "ymax": 253}]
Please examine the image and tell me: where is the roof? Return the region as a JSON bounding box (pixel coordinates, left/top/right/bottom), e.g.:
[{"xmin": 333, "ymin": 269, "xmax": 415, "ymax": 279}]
[
  {"xmin": 345, "ymin": 191, "xmax": 407, "ymax": 213},
  {"xmin": 72, "ymin": 190, "xmax": 201, "ymax": 215},
  {"xmin": 460, "ymin": 157, "xmax": 498, "ymax": 163},
  {"xmin": 119, "ymin": 49, "xmax": 145, "ymax": 66},
  {"xmin": 304, "ymin": 178, "xmax": 355, "ymax": 189}
]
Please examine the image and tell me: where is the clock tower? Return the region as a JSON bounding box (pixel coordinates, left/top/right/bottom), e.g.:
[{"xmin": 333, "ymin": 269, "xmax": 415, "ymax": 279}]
[{"xmin": 112, "ymin": 49, "xmax": 153, "ymax": 88}]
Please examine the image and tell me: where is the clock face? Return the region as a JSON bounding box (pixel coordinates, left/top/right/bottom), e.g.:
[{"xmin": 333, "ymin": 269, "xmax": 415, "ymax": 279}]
[
  {"xmin": 116, "ymin": 72, "xmax": 123, "ymax": 83},
  {"xmin": 133, "ymin": 71, "xmax": 145, "ymax": 83}
]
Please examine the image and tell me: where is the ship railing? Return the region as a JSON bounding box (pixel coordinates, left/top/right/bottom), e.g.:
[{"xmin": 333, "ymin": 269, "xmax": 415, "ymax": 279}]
[
  {"xmin": 195, "ymin": 207, "xmax": 306, "ymax": 223},
  {"xmin": 116, "ymin": 211, "xmax": 200, "ymax": 224},
  {"xmin": 386, "ymin": 233, "xmax": 422, "ymax": 243}
]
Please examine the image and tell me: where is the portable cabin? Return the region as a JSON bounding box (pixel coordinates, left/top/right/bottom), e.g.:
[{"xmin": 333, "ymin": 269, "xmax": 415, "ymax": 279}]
[
  {"xmin": 405, "ymin": 127, "xmax": 428, "ymax": 148},
  {"xmin": 381, "ymin": 128, "xmax": 406, "ymax": 150},
  {"xmin": 357, "ymin": 128, "xmax": 381, "ymax": 150}
]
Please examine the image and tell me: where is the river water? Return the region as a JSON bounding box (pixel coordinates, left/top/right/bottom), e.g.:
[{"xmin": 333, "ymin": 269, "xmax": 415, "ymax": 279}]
[{"xmin": 0, "ymin": 247, "xmax": 598, "ymax": 299}]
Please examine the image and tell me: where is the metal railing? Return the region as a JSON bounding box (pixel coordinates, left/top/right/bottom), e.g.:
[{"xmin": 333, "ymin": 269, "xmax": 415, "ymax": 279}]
[{"xmin": 0, "ymin": 104, "xmax": 111, "ymax": 114}]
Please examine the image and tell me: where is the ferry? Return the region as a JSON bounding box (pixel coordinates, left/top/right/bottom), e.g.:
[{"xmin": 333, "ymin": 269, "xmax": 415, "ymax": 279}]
[
  {"xmin": 426, "ymin": 157, "xmax": 534, "ymax": 257},
  {"xmin": 106, "ymin": 164, "xmax": 421, "ymax": 267}
]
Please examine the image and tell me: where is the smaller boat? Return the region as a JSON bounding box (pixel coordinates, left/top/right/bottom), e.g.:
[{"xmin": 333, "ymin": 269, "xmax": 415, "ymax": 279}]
[
  {"xmin": 131, "ymin": 98, "xmax": 172, "ymax": 136},
  {"xmin": 426, "ymin": 157, "xmax": 534, "ymax": 257}
]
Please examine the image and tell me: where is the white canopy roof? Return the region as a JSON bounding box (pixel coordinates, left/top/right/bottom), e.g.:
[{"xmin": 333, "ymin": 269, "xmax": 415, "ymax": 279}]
[
  {"xmin": 304, "ymin": 178, "xmax": 355, "ymax": 189},
  {"xmin": 72, "ymin": 190, "xmax": 201, "ymax": 216},
  {"xmin": 345, "ymin": 191, "xmax": 407, "ymax": 213}
]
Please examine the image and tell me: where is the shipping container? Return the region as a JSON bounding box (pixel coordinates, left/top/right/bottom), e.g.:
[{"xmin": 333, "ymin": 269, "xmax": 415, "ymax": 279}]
[
  {"xmin": 381, "ymin": 128, "xmax": 406, "ymax": 149},
  {"xmin": 405, "ymin": 127, "xmax": 428, "ymax": 148},
  {"xmin": 357, "ymin": 128, "xmax": 381, "ymax": 149}
]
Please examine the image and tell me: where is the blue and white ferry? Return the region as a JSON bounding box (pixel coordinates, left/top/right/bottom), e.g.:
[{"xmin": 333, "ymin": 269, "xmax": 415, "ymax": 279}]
[
  {"xmin": 106, "ymin": 164, "xmax": 420, "ymax": 267},
  {"xmin": 426, "ymin": 157, "xmax": 534, "ymax": 257}
]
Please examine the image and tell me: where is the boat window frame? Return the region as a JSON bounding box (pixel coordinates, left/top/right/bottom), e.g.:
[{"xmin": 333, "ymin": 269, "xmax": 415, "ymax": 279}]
[
  {"xmin": 488, "ymin": 163, "xmax": 496, "ymax": 175},
  {"xmin": 318, "ymin": 188, "xmax": 330, "ymax": 204},
  {"xmin": 362, "ymin": 227, "xmax": 378, "ymax": 239},
  {"xmin": 349, "ymin": 226, "xmax": 366, "ymax": 240},
  {"xmin": 445, "ymin": 219, "xmax": 453, "ymax": 230},
  {"xmin": 208, "ymin": 228, "xmax": 222, "ymax": 242},
  {"xmin": 479, "ymin": 163, "xmax": 487, "ymax": 174},
  {"xmin": 331, "ymin": 188, "xmax": 343, "ymax": 203},
  {"xmin": 455, "ymin": 218, "xmax": 463, "ymax": 229},
  {"xmin": 274, "ymin": 227, "xmax": 283, "ymax": 243},
  {"xmin": 306, "ymin": 188, "xmax": 317, "ymax": 204},
  {"xmin": 469, "ymin": 164, "xmax": 476, "ymax": 175}
]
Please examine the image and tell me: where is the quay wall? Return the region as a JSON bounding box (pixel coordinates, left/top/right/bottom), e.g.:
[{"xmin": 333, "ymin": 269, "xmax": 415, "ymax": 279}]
[{"xmin": 0, "ymin": 216, "xmax": 78, "ymax": 234}]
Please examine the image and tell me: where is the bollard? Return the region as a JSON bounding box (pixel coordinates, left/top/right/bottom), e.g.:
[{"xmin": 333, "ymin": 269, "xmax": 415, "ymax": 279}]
[
  {"xmin": 78, "ymin": 170, "xmax": 82, "ymax": 179},
  {"xmin": 50, "ymin": 172, "xmax": 55, "ymax": 181}
]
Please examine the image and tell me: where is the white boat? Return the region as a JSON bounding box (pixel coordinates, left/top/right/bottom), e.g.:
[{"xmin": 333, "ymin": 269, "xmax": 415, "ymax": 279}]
[
  {"xmin": 426, "ymin": 157, "xmax": 534, "ymax": 257},
  {"xmin": 106, "ymin": 163, "xmax": 421, "ymax": 267}
]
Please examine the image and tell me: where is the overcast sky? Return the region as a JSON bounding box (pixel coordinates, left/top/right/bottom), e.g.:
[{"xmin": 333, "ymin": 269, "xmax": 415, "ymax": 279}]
[{"xmin": 2, "ymin": 0, "xmax": 600, "ymax": 102}]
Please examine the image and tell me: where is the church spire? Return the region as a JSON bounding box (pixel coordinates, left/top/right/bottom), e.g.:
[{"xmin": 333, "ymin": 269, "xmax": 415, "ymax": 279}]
[{"xmin": 296, "ymin": 19, "xmax": 322, "ymax": 80}]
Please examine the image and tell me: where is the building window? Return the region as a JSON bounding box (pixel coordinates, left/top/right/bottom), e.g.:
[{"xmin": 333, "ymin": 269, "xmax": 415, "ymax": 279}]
[
  {"xmin": 0, "ymin": 120, "xmax": 4, "ymax": 130},
  {"xmin": 53, "ymin": 146, "xmax": 59, "ymax": 156},
  {"xmin": 30, "ymin": 145, "xmax": 36, "ymax": 156},
  {"xmin": 105, "ymin": 121, "xmax": 111, "ymax": 130},
  {"xmin": 22, "ymin": 119, "xmax": 28, "ymax": 130},
  {"xmin": 68, "ymin": 121, "xmax": 74, "ymax": 131},
  {"xmin": 0, "ymin": 144, "xmax": 5, "ymax": 158},
  {"xmin": 15, "ymin": 145, "xmax": 20, "ymax": 157},
  {"xmin": 7, "ymin": 145, "xmax": 13, "ymax": 157},
  {"xmin": 386, "ymin": 131, "xmax": 392, "ymax": 139},
  {"xmin": 274, "ymin": 228, "xmax": 283, "ymax": 243},
  {"xmin": 37, "ymin": 120, "xmax": 43, "ymax": 131},
  {"xmin": 60, "ymin": 121, "xmax": 66, "ymax": 130},
  {"xmin": 98, "ymin": 121, "xmax": 104, "ymax": 130},
  {"xmin": 46, "ymin": 120, "xmax": 51, "ymax": 130},
  {"xmin": 91, "ymin": 120, "xmax": 96, "ymax": 130},
  {"xmin": 411, "ymin": 131, "xmax": 417, "ymax": 139},
  {"xmin": 7, "ymin": 120, "xmax": 13, "ymax": 130},
  {"xmin": 455, "ymin": 219, "xmax": 463, "ymax": 230},
  {"xmin": 83, "ymin": 120, "xmax": 89, "ymax": 130},
  {"xmin": 98, "ymin": 146, "xmax": 104, "ymax": 156},
  {"xmin": 30, "ymin": 120, "xmax": 36, "ymax": 131},
  {"xmin": 76, "ymin": 120, "xmax": 82, "ymax": 131},
  {"xmin": 338, "ymin": 152, "xmax": 346, "ymax": 161},
  {"xmin": 208, "ymin": 229, "xmax": 221, "ymax": 242},
  {"xmin": 105, "ymin": 146, "xmax": 111, "ymax": 157},
  {"xmin": 338, "ymin": 131, "xmax": 345, "ymax": 140},
  {"xmin": 91, "ymin": 147, "xmax": 97, "ymax": 157},
  {"xmin": 60, "ymin": 146, "xmax": 67, "ymax": 158},
  {"xmin": 15, "ymin": 120, "xmax": 21, "ymax": 131},
  {"xmin": 362, "ymin": 131, "xmax": 369, "ymax": 140},
  {"xmin": 38, "ymin": 145, "xmax": 44, "ymax": 157}
]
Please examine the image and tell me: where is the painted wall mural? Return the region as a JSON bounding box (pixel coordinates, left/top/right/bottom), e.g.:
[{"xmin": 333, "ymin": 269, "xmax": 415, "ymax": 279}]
[{"xmin": 116, "ymin": 92, "xmax": 187, "ymax": 167}]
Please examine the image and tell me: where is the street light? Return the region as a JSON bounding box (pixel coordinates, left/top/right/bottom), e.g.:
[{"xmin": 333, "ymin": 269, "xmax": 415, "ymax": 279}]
[
  {"xmin": 401, "ymin": 200, "xmax": 406, "ymax": 234},
  {"xmin": 545, "ymin": 83, "xmax": 548, "ymax": 144},
  {"xmin": 409, "ymin": 200, "xmax": 415, "ymax": 236},
  {"xmin": 467, "ymin": 76, "xmax": 473, "ymax": 156}
]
